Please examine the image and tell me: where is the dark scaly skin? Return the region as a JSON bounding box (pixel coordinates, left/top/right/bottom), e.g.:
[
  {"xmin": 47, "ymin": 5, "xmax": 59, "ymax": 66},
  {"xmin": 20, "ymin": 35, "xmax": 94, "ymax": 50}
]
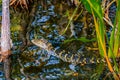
[{"xmin": 31, "ymin": 38, "xmax": 105, "ymax": 65}]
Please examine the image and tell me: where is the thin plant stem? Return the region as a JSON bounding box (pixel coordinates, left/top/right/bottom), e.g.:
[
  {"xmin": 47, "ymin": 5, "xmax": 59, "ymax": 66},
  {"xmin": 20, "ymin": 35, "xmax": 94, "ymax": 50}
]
[
  {"xmin": 92, "ymin": 10, "xmax": 114, "ymax": 73},
  {"xmin": 61, "ymin": 2, "xmax": 81, "ymax": 35}
]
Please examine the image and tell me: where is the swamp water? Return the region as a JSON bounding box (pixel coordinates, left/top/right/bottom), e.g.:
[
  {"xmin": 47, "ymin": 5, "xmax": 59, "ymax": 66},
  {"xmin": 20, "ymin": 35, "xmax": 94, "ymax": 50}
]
[{"xmin": 0, "ymin": 0, "xmax": 117, "ymax": 80}]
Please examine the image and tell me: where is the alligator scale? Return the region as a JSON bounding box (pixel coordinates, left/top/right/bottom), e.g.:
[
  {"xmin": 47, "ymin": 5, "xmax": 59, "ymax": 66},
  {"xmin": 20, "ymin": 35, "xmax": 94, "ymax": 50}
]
[{"xmin": 32, "ymin": 38, "xmax": 105, "ymax": 65}]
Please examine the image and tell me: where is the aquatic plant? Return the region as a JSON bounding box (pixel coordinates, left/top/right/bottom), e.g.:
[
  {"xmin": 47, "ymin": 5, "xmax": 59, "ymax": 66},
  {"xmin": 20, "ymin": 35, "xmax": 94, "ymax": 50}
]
[{"xmin": 81, "ymin": 0, "xmax": 119, "ymax": 79}]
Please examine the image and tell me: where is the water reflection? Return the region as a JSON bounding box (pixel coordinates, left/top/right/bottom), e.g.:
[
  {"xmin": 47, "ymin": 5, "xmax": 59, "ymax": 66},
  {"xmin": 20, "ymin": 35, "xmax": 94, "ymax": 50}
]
[
  {"xmin": 0, "ymin": 0, "xmax": 116, "ymax": 79},
  {"xmin": 11, "ymin": 44, "xmax": 109, "ymax": 80},
  {"xmin": 0, "ymin": 63, "xmax": 5, "ymax": 79}
]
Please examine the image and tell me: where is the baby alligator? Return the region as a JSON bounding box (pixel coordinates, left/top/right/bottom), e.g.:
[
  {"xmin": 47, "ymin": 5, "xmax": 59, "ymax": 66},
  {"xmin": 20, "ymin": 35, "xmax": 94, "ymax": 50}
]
[{"xmin": 31, "ymin": 38, "xmax": 105, "ymax": 65}]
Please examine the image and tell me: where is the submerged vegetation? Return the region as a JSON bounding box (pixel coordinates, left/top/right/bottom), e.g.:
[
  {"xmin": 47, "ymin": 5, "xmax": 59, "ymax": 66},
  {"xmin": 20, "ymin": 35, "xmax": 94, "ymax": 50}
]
[{"xmin": 0, "ymin": 0, "xmax": 120, "ymax": 79}]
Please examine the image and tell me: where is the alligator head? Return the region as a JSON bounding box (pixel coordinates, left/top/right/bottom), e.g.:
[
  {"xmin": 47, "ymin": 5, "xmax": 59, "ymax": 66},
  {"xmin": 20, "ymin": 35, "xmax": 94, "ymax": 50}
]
[{"xmin": 31, "ymin": 38, "xmax": 53, "ymax": 51}]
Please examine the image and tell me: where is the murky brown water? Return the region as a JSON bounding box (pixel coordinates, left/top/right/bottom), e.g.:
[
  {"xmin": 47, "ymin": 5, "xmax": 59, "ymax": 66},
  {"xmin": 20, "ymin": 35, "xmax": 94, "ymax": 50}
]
[{"xmin": 0, "ymin": 0, "xmax": 117, "ymax": 80}]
